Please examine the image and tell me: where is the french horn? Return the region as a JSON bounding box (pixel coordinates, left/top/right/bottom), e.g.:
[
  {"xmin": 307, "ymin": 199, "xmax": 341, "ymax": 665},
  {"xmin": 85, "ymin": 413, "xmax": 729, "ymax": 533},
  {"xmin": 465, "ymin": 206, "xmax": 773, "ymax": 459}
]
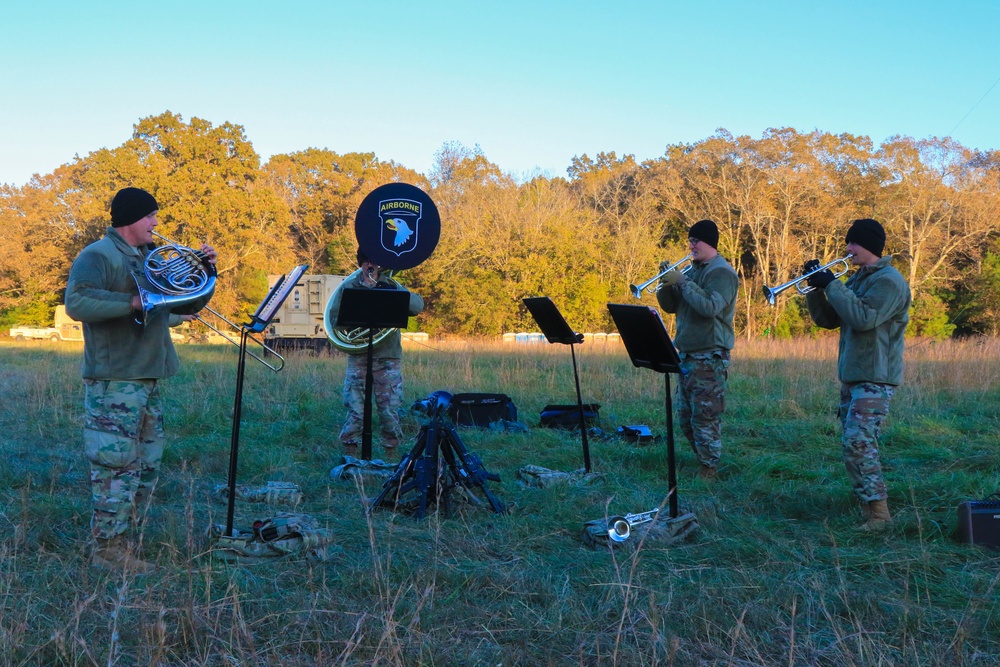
[
  {"xmin": 134, "ymin": 232, "xmax": 217, "ymax": 324},
  {"xmin": 322, "ymin": 268, "xmax": 402, "ymax": 353},
  {"xmin": 136, "ymin": 231, "xmax": 285, "ymax": 372}
]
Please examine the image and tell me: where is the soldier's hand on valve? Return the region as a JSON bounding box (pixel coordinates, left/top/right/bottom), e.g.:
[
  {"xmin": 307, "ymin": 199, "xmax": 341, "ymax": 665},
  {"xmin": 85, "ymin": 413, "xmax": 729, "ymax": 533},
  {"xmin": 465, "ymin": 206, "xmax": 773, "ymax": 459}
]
[{"xmin": 661, "ymin": 269, "xmax": 687, "ymax": 286}]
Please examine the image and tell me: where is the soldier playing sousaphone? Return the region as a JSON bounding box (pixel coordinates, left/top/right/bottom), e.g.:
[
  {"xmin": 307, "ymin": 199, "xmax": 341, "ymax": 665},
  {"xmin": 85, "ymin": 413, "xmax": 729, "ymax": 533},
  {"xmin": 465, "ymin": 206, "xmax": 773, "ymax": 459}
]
[
  {"xmin": 325, "ymin": 183, "xmax": 440, "ymax": 461},
  {"xmin": 327, "ymin": 247, "xmax": 424, "ymax": 459}
]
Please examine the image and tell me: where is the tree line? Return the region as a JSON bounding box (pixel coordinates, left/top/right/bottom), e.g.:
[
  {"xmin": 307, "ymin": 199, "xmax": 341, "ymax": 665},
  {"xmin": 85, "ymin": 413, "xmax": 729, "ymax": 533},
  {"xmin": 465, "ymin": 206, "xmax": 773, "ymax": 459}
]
[{"xmin": 2, "ymin": 111, "xmax": 998, "ymax": 339}]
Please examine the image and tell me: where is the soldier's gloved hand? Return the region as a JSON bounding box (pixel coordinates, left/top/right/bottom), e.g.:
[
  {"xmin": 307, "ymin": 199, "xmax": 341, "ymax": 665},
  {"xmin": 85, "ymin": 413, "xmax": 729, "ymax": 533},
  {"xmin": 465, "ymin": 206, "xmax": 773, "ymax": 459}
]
[
  {"xmin": 807, "ymin": 269, "xmax": 835, "ymax": 289},
  {"xmin": 660, "ymin": 269, "xmax": 686, "ymax": 286},
  {"xmin": 803, "ymin": 259, "xmax": 821, "ymax": 275}
]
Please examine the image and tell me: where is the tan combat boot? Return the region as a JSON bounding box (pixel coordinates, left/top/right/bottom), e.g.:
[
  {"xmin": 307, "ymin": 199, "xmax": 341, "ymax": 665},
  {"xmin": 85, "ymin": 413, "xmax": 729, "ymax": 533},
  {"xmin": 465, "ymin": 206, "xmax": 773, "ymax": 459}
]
[
  {"xmin": 697, "ymin": 465, "xmax": 718, "ymax": 481},
  {"xmin": 860, "ymin": 499, "xmax": 892, "ymax": 531},
  {"xmin": 91, "ymin": 535, "xmax": 156, "ymax": 573}
]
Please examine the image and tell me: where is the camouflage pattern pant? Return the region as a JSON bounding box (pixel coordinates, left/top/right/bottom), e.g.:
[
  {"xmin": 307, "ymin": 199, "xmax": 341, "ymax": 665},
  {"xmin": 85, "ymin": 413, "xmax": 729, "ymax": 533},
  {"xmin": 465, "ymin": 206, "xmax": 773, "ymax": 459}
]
[
  {"xmin": 339, "ymin": 356, "xmax": 404, "ymax": 450},
  {"xmin": 839, "ymin": 381, "xmax": 894, "ymax": 502},
  {"xmin": 677, "ymin": 350, "xmax": 729, "ymax": 469},
  {"xmin": 83, "ymin": 379, "xmax": 164, "ymax": 540}
]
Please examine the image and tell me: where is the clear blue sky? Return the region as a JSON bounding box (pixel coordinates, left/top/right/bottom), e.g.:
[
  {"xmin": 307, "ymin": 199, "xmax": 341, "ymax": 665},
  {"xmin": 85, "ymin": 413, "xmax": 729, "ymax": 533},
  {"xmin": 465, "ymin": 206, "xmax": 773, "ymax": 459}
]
[{"xmin": 2, "ymin": 0, "xmax": 997, "ymax": 187}]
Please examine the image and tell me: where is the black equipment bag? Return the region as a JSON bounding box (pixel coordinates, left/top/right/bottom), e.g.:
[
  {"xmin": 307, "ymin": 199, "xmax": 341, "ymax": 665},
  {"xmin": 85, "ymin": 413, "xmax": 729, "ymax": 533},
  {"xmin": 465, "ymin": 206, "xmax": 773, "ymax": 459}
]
[
  {"xmin": 957, "ymin": 495, "xmax": 1000, "ymax": 550},
  {"xmin": 447, "ymin": 393, "xmax": 518, "ymax": 427},
  {"xmin": 540, "ymin": 403, "xmax": 600, "ymax": 430},
  {"xmin": 617, "ymin": 424, "xmax": 654, "ymax": 444}
]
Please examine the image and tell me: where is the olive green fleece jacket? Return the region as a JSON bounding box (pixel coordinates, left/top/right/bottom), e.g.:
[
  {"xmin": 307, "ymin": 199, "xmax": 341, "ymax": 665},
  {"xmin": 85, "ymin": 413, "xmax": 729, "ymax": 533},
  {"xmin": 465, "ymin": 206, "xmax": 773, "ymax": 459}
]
[
  {"xmin": 326, "ymin": 268, "xmax": 424, "ymax": 359},
  {"xmin": 806, "ymin": 255, "xmax": 911, "ymax": 385},
  {"xmin": 655, "ymin": 254, "xmax": 738, "ymax": 353},
  {"xmin": 64, "ymin": 227, "xmax": 214, "ymax": 380}
]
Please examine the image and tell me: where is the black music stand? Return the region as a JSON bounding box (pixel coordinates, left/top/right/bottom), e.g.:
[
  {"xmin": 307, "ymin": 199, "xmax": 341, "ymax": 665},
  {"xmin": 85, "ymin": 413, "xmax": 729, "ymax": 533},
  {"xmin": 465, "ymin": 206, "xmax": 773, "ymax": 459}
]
[
  {"xmin": 224, "ymin": 264, "xmax": 308, "ymax": 537},
  {"xmin": 523, "ymin": 296, "xmax": 593, "ymax": 473},
  {"xmin": 336, "ymin": 287, "xmax": 412, "ymax": 461},
  {"xmin": 607, "ymin": 303, "xmax": 684, "ymax": 518}
]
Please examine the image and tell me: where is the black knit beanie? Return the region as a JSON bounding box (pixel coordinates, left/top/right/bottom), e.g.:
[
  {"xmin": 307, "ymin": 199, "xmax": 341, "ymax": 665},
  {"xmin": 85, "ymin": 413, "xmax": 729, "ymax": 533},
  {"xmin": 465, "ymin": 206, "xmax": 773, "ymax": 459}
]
[
  {"xmin": 110, "ymin": 188, "xmax": 158, "ymax": 228},
  {"xmin": 845, "ymin": 218, "xmax": 886, "ymax": 257},
  {"xmin": 688, "ymin": 219, "xmax": 719, "ymax": 249}
]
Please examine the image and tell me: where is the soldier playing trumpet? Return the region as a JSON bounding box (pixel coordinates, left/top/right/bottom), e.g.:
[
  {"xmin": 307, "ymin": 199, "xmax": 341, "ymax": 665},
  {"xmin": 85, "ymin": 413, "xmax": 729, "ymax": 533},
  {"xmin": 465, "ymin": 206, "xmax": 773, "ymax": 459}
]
[
  {"xmin": 655, "ymin": 220, "xmax": 739, "ymax": 479},
  {"xmin": 803, "ymin": 218, "xmax": 910, "ymax": 530}
]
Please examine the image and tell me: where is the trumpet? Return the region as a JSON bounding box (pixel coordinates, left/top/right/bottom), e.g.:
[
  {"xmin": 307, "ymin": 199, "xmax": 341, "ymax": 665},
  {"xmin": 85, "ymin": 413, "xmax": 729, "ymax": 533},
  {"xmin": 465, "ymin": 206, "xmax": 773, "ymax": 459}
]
[
  {"xmin": 762, "ymin": 255, "xmax": 854, "ymax": 306},
  {"xmin": 143, "ymin": 231, "xmax": 286, "ymax": 372},
  {"xmin": 607, "ymin": 508, "xmax": 660, "ymax": 543},
  {"xmin": 629, "ymin": 255, "xmax": 694, "ymax": 298}
]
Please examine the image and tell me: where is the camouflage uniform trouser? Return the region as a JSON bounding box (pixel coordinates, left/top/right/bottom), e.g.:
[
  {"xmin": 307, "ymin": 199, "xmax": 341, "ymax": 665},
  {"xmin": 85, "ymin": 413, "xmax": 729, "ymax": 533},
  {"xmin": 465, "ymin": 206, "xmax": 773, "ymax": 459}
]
[
  {"xmin": 83, "ymin": 379, "xmax": 164, "ymax": 540},
  {"xmin": 839, "ymin": 381, "xmax": 893, "ymax": 503},
  {"xmin": 339, "ymin": 356, "xmax": 403, "ymax": 450},
  {"xmin": 677, "ymin": 350, "xmax": 729, "ymax": 469}
]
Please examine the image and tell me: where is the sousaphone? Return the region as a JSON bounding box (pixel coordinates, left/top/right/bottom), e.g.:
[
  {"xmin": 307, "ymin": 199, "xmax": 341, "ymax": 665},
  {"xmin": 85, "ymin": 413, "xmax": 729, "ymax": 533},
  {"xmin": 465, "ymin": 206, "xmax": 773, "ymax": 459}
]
[{"xmin": 324, "ymin": 183, "xmax": 440, "ymax": 352}]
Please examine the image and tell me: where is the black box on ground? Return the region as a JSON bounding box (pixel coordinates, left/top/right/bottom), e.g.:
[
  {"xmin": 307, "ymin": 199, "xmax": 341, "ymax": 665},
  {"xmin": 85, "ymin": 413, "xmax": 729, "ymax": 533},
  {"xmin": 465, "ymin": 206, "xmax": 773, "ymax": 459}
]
[
  {"xmin": 957, "ymin": 500, "xmax": 1000, "ymax": 550},
  {"xmin": 447, "ymin": 393, "xmax": 517, "ymax": 427}
]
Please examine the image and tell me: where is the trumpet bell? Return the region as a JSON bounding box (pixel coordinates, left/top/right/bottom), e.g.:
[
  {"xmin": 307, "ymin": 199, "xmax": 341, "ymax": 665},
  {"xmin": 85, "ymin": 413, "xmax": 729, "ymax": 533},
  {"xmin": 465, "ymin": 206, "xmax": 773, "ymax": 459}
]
[
  {"xmin": 762, "ymin": 285, "xmax": 778, "ymax": 307},
  {"xmin": 606, "ymin": 509, "xmax": 659, "ymax": 543},
  {"xmin": 608, "ymin": 517, "xmax": 631, "ymax": 542}
]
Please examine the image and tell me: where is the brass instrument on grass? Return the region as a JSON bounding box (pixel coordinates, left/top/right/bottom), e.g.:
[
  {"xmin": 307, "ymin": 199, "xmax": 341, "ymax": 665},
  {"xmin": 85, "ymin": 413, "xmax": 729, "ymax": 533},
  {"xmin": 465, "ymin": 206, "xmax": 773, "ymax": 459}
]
[
  {"xmin": 607, "ymin": 509, "xmax": 660, "ymax": 543},
  {"xmin": 762, "ymin": 255, "xmax": 854, "ymax": 306},
  {"xmin": 629, "ymin": 255, "xmax": 694, "ymax": 298},
  {"xmin": 138, "ymin": 231, "xmax": 285, "ymax": 372}
]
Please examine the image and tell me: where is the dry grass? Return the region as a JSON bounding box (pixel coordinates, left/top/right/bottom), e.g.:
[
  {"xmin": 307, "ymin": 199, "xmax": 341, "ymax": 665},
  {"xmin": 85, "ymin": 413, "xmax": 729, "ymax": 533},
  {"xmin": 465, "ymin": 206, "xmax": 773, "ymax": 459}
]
[{"xmin": 0, "ymin": 336, "xmax": 998, "ymax": 665}]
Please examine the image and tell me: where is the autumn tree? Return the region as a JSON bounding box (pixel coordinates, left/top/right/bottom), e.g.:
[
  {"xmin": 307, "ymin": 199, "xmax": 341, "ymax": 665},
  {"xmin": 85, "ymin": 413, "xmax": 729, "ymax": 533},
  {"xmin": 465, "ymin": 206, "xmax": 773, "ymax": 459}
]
[{"xmin": 264, "ymin": 149, "xmax": 427, "ymax": 275}]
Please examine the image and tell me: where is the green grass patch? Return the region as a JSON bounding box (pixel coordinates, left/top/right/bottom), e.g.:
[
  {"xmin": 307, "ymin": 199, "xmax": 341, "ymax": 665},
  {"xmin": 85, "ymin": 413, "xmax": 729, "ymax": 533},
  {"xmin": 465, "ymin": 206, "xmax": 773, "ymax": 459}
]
[{"xmin": 0, "ymin": 337, "xmax": 998, "ymax": 665}]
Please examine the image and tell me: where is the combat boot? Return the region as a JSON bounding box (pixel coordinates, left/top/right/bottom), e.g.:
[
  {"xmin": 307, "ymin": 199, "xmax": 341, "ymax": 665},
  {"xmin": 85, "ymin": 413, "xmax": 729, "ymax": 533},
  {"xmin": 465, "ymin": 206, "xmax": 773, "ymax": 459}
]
[
  {"xmin": 697, "ymin": 465, "xmax": 718, "ymax": 481},
  {"xmin": 860, "ymin": 499, "xmax": 891, "ymax": 531},
  {"xmin": 91, "ymin": 535, "xmax": 156, "ymax": 573}
]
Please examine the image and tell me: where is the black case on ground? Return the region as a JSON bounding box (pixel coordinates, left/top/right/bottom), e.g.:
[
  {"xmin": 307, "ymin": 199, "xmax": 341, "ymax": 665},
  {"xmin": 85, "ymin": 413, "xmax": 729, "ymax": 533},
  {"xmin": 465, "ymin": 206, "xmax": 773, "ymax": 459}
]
[
  {"xmin": 539, "ymin": 404, "xmax": 600, "ymax": 430},
  {"xmin": 957, "ymin": 499, "xmax": 1000, "ymax": 550},
  {"xmin": 447, "ymin": 393, "xmax": 517, "ymax": 427}
]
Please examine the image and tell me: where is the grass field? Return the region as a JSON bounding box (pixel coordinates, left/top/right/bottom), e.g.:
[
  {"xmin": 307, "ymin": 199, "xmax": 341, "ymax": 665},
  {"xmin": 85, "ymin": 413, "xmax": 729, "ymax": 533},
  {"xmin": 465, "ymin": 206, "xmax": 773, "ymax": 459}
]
[{"xmin": 0, "ymin": 336, "xmax": 998, "ymax": 666}]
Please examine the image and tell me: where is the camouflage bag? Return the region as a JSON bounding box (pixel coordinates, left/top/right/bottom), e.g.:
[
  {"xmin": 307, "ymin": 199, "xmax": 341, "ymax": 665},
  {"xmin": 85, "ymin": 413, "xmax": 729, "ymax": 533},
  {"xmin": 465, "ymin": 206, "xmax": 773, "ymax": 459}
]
[
  {"xmin": 330, "ymin": 455, "xmax": 399, "ymax": 481},
  {"xmin": 209, "ymin": 513, "xmax": 339, "ymax": 563},
  {"xmin": 212, "ymin": 481, "xmax": 303, "ymax": 507},
  {"xmin": 516, "ymin": 464, "xmax": 605, "ymax": 489}
]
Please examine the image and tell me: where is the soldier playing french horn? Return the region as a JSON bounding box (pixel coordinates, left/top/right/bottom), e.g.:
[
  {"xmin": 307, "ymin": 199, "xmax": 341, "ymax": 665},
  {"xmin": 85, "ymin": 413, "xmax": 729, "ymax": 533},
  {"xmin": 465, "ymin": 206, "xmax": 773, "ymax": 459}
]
[{"xmin": 65, "ymin": 187, "xmax": 216, "ymax": 572}]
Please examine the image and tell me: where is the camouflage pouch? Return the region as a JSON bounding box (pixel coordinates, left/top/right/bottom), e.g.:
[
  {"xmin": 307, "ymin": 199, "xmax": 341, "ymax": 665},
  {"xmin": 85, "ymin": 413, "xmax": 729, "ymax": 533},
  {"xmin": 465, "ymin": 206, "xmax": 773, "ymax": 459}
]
[
  {"xmin": 330, "ymin": 455, "xmax": 399, "ymax": 481},
  {"xmin": 213, "ymin": 481, "xmax": 304, "ymax": 507},
  {"xmin": 516, "ymin": 464, "xmax": 605, "ymax": 489},
  {"xmin": 209, "ymin": 513, "xmax": 339, "ymax": 563}
]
